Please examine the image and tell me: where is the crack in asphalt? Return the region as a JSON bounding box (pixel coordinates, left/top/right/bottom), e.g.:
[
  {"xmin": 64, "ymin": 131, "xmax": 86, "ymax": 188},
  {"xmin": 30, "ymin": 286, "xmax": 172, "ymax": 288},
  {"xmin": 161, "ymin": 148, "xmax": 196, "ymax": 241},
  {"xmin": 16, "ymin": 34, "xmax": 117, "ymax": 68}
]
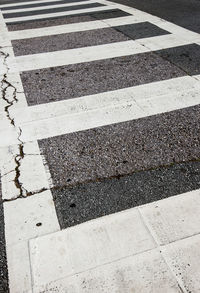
[
  {"xmin": 1, "ymin": 51, "xmax": 50, "ymax": 201},
  {"xmin": 0, "ymin": 50, "xmax": 28, "ymax": 200},
  {"xmin": 1, "ymin": 187, "xmax": 49, "ymax": 204}
]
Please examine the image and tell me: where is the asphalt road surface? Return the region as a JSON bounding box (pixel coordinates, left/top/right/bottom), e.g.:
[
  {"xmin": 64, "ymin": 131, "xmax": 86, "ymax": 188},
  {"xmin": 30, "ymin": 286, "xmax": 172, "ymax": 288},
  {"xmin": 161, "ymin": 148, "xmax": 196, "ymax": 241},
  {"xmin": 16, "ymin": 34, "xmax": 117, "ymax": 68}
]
[
  {"xmin": 0, "ymin": 0, "xmax": 200, "ymax": 292},
  {"xmin": 111, "ymin": 0, "xmax": 200, "ymax": 33}
]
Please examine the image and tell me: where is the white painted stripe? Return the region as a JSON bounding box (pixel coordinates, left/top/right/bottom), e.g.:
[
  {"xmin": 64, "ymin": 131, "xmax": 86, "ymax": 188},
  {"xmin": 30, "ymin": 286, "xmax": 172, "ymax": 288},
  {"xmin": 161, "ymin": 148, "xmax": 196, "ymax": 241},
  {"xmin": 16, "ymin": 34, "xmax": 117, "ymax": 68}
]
[
  {"xmin": 3, "ymin": 0, "xmax": 96, "ymax": 13},
  {"xmin": 4, "ymin": 190, "xmax": 60, "ymax": 293},
  {"xmin": 0, "ymin": 10, "xmax": 60, "ymax": 293},
  {"xmin": 14, "ymin": 40, "xmax": 146, "ymax": 71},
  {"xmin": 9, "ymin": 15, "xmax": 141, "ymax": 40},
  {"xmin": 137, "ymin": 34, "xmax": 191, "ymax": 51},
  {"xmin": 0, "ymin": 142, "xmax": 49, "ymax": 200},
  {"xmin": 11, "ymin": 36, "xmax": 191, "ymax": 72},
  {"xmin": 11, "ymin": 76, "xmax": 200, "ymax": 124},
  {"xmin": 0, "ymin": 11, "xmax": 11, "ymax": 46},
  {"xmin": 1, "ymin": 76, "xmax": 197, "ymax": 146},
  {"xmin": 5, "ymin": 5, "xmax": 114, "ymax": 22},
  {"xmin": 0, "ymin": 143, "xmax": 60, "ymax": 293},
  {"xmin": 0, "ymin": 0, "xmax": 73, "ymax": 8},
  {"xmin": 4, "ymin": 76, "xmax": 199, "ymax": 147}
]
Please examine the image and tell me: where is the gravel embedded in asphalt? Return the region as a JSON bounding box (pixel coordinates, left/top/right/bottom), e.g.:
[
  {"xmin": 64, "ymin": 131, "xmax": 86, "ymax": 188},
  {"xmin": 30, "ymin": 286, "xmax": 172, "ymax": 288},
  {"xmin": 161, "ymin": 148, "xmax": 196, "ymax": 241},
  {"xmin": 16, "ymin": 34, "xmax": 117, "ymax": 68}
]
[
  {"xmin": 21, "ymin": 51, "xmax": 185, "ymax": 105},
  {"xmin": 110, "ymin": 0, "xmax": 200, "ymax": 33},
  {"xmin": 39, "ymin": 104, "xmax": 200, "ymax": 188},
  {"xmin": 3, "ymin": 2, "xmax": 105, "ymax": 18},
  {"xmin": 7, "ymin": 9, "xmax": 130, "ymax": 29},
  {"xmin": 51, "ymin": 160, "xmax": 200, "ymax": 228},
  {"xmin": 12, "ymin": 27, "xmax": 129, "ymax": 56}
]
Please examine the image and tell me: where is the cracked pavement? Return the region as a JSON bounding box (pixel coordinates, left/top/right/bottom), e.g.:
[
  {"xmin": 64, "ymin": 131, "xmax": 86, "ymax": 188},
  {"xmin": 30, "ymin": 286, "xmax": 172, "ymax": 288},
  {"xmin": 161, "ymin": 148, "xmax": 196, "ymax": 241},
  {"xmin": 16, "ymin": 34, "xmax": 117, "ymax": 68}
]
[
  {"xmin": 0, "ymin": 0, "xmax": 200, "ymax": 292},
  {"xmin": 0, "ymin": 49, "xmax": 25, "ymax": 200}
]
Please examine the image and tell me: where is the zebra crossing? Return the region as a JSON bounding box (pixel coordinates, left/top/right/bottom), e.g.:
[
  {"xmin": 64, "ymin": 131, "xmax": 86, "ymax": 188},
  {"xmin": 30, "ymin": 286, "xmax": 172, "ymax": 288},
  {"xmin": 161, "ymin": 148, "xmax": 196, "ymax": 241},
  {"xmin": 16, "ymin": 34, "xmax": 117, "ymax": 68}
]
[{"xmin": 0, "ymin": 0, "xmax": 200, "ymax": 292}]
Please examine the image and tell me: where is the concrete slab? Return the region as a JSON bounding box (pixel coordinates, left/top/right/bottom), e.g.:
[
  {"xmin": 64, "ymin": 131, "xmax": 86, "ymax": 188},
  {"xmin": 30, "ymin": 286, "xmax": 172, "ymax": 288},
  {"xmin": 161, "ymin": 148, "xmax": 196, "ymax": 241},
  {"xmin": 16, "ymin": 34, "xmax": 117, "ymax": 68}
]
[
  {"xmin": 140, "ymin": 189, "xmax": 200, "ymax": 245},
  {"xmin": 29, "ymin": 208, "xmax": 156, "ymax": 290},
  {"xmin": 31, "ymin": 248, "xmax": 182, "ymax": 293},
  {"xmin": 163, "ymin": 233, "xmax": 200, "ymax": 292},
  {"xmin": 29, "ymin": 217, "xmax": 184, "ymax": 292}
]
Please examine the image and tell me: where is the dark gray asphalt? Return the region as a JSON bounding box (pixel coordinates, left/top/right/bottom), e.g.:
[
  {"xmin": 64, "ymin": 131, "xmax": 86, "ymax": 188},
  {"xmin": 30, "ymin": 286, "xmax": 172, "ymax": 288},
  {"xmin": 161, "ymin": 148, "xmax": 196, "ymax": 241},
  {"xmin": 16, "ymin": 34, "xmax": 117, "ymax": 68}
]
[
  {"xmin": 112, "ymin": 0, "xmax": 200, "ymax": 33},
  {"xmin": 3, "ymin": 2, "xmax": 105, "ymax": 18},
  {"xmin": 39, "ymin": 104, "xmax": 200, "ymax": 188},
  {"xmin": 156, "ymin": 44, "xmax": 200, "ymax": 76},
  {"xmin": 0, "ymin": 0, "xmax": 40, "ymax": 4},
  {"xmin": 12, "ymin": 22, "xmax": 169, "ymax": 56},
  {"xmin": 7, "ymin": 9, "xmax": 130, "ymax": 29},
  {"xmin": 12, "ymin": 27, "xmax": 129, "ymax": 56},
  {"xmin": 21, "ymin": 50, "xmax": 184, "ymax": 106},
  {"xmin": 1, "ymin": 0, "xmax": 89, "ymax": 11},
  {"xmin": 0, "ymin": 179, "xmax": 9, "ymax": 293},
  {"xmin": 114, "ymin": 22, "xmax": 169, "ymax": 39},
  {"xmin": 51, "ymin": 160, "xmax": 200, "ymax": 228}
]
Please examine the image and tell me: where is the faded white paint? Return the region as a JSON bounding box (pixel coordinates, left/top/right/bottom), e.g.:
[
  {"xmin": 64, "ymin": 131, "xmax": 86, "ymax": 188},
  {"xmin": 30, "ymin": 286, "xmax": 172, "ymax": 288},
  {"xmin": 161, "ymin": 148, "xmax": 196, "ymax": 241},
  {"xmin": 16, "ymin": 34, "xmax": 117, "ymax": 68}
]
[
  {"xmin": 9, "ymin": 15, "xmax": 142, "ymax": 40},
  {"xmin": 4, "ymin": 76, "xmax": 200, "ymax": 145},
  {"xmin": 0, "ymin": 10, "xmax": 60, "ymax": 293},
  {"xmin": 2, "ymin": 0, "xmax": 96, "ymax": 13},
  {"xmin": 5, "ymin": 5, "xmax": 114, "ymax": 23},
  {"xmin": 10, "ymin": 36, "xmax": 191, "ymax": 72},
  {"xmin": 0, "ymin": 0, "xmax": 67, "ymax": 8}
]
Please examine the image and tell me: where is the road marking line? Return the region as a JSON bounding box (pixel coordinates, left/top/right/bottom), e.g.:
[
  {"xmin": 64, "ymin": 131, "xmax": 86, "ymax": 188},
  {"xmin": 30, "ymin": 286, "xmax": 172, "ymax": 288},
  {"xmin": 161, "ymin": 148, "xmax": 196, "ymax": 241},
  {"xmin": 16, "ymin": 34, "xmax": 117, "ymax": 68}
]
[
  {"xmin": 2, "ymin": 0, "xmax": 96, "ymax": 13},
  {"xmin": 19, "ymin": 89, "xmax": 200, "ymax": 144},
  {"xmin": 5, "ymin": 5, "xmax": 114, "ymax": 23},
  {"xmin": 9, "ymin": 36, "xmax": 191, "ymax": 72},
  {"xmin": 0, "ymin": 0, "xmax": 71, "ymax": 9},
  {"xmin": 9, "ymin": 15, "xmax": 142, "ymax": 40},
  {"xmin": 11, "ymin": 76, "xmax": 200, "ymax": 123},
  {"xmin": 0, "ymin": 76, "xmax": 198, "ymax": 146},
  {"xmin": 0, "ymin": 11, "xmax": 60, "ymax": 293},
  {"xmin": 5, "ymin": 190, "xmax": 60, "ymax": 293}
]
